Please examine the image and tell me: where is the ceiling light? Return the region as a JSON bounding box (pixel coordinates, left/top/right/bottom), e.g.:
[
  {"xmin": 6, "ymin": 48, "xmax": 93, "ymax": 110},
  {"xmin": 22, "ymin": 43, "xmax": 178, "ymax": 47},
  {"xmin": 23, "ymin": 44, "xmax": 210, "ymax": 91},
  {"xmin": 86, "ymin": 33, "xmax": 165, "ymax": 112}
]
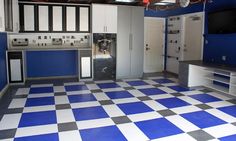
[
  {"xmin": 115, "ymin": 0, "xmax": 136, "ymax": 2},
  {"xmin": 154, "ymin": 2, "xmax": 174, "ymax": 5},
  {"xmin": 160, "ymin": 0, "xmax": 176, "ymax": 3}
]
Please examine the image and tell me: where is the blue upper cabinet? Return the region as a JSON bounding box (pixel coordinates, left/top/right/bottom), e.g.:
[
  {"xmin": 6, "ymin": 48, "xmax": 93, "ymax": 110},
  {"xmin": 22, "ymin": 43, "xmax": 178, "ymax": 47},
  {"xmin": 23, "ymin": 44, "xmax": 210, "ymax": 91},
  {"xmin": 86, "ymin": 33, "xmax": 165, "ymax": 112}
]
[{"xmin": 0, "ymin": 32, "xmax": 8, "ymax": 91}]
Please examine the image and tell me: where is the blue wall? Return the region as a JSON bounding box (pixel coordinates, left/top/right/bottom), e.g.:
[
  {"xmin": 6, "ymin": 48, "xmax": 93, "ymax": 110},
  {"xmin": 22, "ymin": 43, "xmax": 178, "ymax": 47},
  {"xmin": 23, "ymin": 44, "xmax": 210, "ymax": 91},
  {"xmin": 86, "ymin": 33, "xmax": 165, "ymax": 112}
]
[
  {"xmin": 203, "ymin": 0, "xmax": 236, "ymax": 66},
  {"xmin": 26, "ymin": 50, "xmax": 78, "ymax": 78},
  {"xmin": 0, "ymin": 33, "xmax": 8, "ymax": 91}
]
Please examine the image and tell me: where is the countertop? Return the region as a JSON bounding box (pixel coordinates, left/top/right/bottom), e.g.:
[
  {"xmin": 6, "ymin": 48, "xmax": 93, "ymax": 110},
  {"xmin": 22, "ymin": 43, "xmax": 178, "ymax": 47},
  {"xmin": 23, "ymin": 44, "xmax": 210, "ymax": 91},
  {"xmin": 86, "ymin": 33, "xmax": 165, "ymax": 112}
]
[
  {"xmin": 180, "ymin": 60, "xmax": 236, "ymax": 72},
  {"xmin": 8, "ymin": 45, "xmax": 92, "ymax": 51}
]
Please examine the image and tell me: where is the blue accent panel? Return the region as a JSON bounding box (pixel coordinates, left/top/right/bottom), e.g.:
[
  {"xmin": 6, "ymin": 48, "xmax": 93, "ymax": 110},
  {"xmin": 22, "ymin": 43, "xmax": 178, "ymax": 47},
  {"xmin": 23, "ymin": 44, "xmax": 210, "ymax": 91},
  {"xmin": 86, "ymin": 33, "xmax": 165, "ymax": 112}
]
[
  {"xmin": 26, "ymin": 50, "xmax": 78, "ymax": 77},
  {"xmin": 0, "ymin": 32, "xmax": 8, "ymax": 91},
  {"xmin": 203, "ymin": 0, "xmax": 236, "ymax": 66},
  {"xmin": 144, "ymin": 9, "xmax": 168, "ymax": 17}
]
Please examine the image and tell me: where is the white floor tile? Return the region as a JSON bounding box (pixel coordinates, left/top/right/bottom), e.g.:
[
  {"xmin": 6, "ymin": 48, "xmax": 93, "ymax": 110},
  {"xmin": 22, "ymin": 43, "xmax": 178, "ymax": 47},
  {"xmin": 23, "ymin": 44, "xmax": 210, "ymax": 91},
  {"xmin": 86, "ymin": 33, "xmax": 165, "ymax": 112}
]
[
  {"xmin": 117, "ymin": 123, "xmax": 149, "ymax": 141},
  {"xmin": 166, "ymin": 115, "xmax": 200, "ymax": 132},
  {"xmin": 102, "ymin": 88, "xmax": 125, "ymax": 92},
  {"xmin": 27, "ymin": 93, "xmax": 54, "ymax": 98},
  {"xmin": 94, "ymin": 80, "xmax": 114, "ymax": 84},
  {"xmin": 206, "ymin": 109, "xmax": 236, "ymax": 123},
  {"xmin": 0, "ymin": 114, "xmax": 22, "ymax": 130},
  {"xmin": 152, "ymin": 133, "xmax": 197, "ymax": 141},
  {"xmin": 55, "ymin": 96, "xmax": 69, "ymax": 105},
  {"xmin": 115, "ymin": 82, "xmax": 130, "ymax": 87},
  {"xmin": 112, "ymin": 97, "xmax": 140, "ymax": 104},
  {"xmin": 143, "ymin": 100, "xmax": 167, "ymax": 111},
  {"xmin": 134, "ymin": 85, "xmax": 155, "ymax": 89},
  {"xmin": 8, "ymin": 98, "xmax": 27, "ymax": 109},
  {"xmin": 64, "ymin": 82, "xmax": 85, "ymax": 86},
  {"xmin": 86, "ymin": 84, "xmax": 100, "ymax": 90},
  {"xmin": 56, "ymin": 109, "xmax": 75, "ymax": 123},
  {"xmin": 59, "ymin": 130, "xmax": 82, "ymax": 141},
  {"xmin": 178, "ymin": 96, "xmax": 202, "ymax": 105},
  {"xmin": 143, "ymin": 80, "xmax": 158, "ymax": 85},
  {"xmin": 92, "ymin": 93, "xmax": 110, "ymax": 101},
  {"xmin": 171, "ymin": 105, "xmax": 202, "ymax": 114},
  {"xmin": 15, "ymin": 88, "xmax": 30, "ymax": 95},
  {"xmin": 23, "ymin": 105, "xmax": 55, "ymax": 113},
  {"xmin": 180, "ymin": 90, "xmax": 203, "ymax": 95},
  {"xmin": 66, "ymin": 90, "xmax": 91, "ymax": 95},
  {"xmin": 30, "ymin": 84, "xmax": 53, "ymax": 88},
  {"xmin": 76, "ymin": 118, "xmax": 115, "ymax": 130},
  {"xmin": 128, "ymin": 112, "xmax": 162, "ymax": 122},
  {"xmin": 208, "ymin": 92, "xmax": 232, "ymax": 101},
  {"xmin": 158, "ymin": 87, "xmax": 177, "ymax": 94},
  {"xmin": 207, "ymin": 101, "xmax": 234, "ymax": 108},
  {"xmin": 102, "ymin": 105, "xmax": 125, "ymax": 117},
  {"xmin": 53, "ymin": 86, "xmax": 65, "ymax": 93},
  {"xmin": 70, "ymin": 101, "xmax": 100, "ymax": 109},
  {"xmin": 203, "ymin": 124, "xmax": 236, "ymax": 138},
  {"xmin": 128, "ymin": 90, "xmax": 146, "ymax": 97},
  {"xmin": 15, "ymin": 124, "xmax": 58, "ymax": 138},
  {"xmin": 149, "ymin": 94, "xmax": 174, "ymax": 100}
]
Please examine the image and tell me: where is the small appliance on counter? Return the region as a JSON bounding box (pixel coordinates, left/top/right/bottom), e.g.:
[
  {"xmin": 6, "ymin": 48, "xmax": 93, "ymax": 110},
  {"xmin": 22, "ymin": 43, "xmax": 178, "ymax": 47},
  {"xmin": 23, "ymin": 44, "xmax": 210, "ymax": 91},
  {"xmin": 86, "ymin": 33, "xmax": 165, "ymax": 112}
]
[
  {"xmin": 12, "ymin": 38, "xmax": 29, "ymax": 46},
  {"xmin": 93, "ymin": 33, "xmax": 116, "ymax": 80}
]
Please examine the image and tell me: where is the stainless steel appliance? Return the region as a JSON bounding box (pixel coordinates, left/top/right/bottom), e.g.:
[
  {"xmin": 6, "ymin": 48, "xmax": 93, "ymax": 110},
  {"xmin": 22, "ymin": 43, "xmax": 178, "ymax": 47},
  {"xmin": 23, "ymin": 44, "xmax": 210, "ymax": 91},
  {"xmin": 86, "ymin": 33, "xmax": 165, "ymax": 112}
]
[{"xmin": 93, "ymin": 34, "xmax": 116, "ymax": 80}]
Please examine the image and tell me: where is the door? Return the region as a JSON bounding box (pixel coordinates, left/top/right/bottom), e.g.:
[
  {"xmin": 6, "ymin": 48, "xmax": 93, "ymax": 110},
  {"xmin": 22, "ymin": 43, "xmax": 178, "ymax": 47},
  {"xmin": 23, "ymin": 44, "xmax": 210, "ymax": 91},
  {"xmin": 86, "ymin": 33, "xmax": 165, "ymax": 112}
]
[
  {"xmin": 92, "ymin": 4, "xmax": 106, "ymax": 33},
  {"xmin": 66, "ymin": 6, "xmax": 76, "ymax": 32},
  {"xmin": 130, "ymin": 6, "xmax": 144, "ymax": 77},
  {"xmin": 79, "ymin": 7, "xmax": 89, "ymax": 32},
  {"xmin": 116, "ymin": 6, "xmax": 131, "ymax": 79},
  {"xmin": 105, "ymin": 5, "xmax": 117, "ymax": 33},
  {"xmin": 38, "ymin": 5, "xmax": 49, "ymax": 31},
  {"xmin": 182, "ymin": 13, "xmax": 203, "ymax": 60},
  {"xmin": 52, "ymin": 6, "xmax": 63, "ymax": 31},
  {"xmin": 144, "ymin": 17, "xmax": 164, "ymax": 73},
  {"xmin": 23, "ymin": 5, "xmax": 35, "ymax": 31}
]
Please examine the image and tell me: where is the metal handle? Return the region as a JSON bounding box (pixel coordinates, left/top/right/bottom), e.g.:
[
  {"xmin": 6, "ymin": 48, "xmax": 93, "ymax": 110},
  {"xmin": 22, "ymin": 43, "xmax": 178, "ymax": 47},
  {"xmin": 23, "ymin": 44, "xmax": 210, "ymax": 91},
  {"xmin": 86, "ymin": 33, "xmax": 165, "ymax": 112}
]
[{"xmin": 129, "ymin": 34, "xmax": 133, "ymax": 50}]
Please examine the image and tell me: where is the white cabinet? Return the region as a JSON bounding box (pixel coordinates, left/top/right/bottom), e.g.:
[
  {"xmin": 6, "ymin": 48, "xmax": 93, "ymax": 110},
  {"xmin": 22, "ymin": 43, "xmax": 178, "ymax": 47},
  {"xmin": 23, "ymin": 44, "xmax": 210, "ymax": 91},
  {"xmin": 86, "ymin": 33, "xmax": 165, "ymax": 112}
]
[
  {"xmin": 52, "ymin": 6, "xmax": 63, "ymax": 31},
  {"xmin": 116, "ymin": 6, "xmax": 144, "ymax": 79},
  {"xmin": 92, "ymin": 4, "xmax": 117, "ymax": 33},
  {"xmin": 38, "ymin": 5, "xmax": 49, "ymax": 31},
  {"xmin": 23, "ymin": 5, "xmax": 35, "ymax": 31},
  {"xmin": 79, "ymin": 7, "xmax": 89, "ymax": 32},
  {"xmin": 0, "ymin": 0, "xmax": 5, "ymax": 32},
  {"xmin": 66, "ymin": 6, "xmax": 76, "ymax": 32}
]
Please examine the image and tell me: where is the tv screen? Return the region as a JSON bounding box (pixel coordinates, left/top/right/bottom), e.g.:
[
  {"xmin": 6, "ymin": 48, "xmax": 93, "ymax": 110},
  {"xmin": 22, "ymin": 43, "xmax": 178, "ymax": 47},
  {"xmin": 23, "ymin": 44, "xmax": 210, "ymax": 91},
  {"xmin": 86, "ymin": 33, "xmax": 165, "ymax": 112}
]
[{"xmin": 208, "ymin": 9, "xmax": 236, "ymax": 34}]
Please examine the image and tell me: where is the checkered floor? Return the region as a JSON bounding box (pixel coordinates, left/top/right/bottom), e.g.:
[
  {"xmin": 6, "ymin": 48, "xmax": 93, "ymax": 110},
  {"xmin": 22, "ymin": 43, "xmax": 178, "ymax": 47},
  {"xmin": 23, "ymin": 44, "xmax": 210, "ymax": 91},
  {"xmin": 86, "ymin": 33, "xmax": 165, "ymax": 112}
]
[{"xmin": 1, "ymin": 76, "xmax": 236, "ymax": 141}]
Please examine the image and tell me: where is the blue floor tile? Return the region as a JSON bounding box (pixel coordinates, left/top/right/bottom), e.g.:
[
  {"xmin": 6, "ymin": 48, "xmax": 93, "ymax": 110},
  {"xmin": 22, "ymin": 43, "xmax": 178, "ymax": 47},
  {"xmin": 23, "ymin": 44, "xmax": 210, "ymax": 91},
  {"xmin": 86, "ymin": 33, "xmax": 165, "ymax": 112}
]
[
  {"xmin": 219, "ymin": 134, "xmax": 236, "ymax": 141},
  {"xmin": 14, "ymin": 133, "xmax": 59, "ymax": 141},
  {"xmin": 80, "ymin": 125, "xmax": 127, "ymax": 141},
  {"xmin": 25, "ymin": 97, "xmax": 55, "ymax": 107},
  {"xmin": 190, "ymin": 94, "xmax": 222, "ymax": 103},
  {"xmin": 168, "ymin": 86, "xmax": 190, "ymax": 92},
  {"xmin": 105, "ymin": 91, "xmax": 134, "ymax": 99},
  {"xmin": 73, "ymin": 106, "xmax": 109, "ymax": 121},
  {"xmin": 218, "ymin": 106, "xmax": 236, "ymax": 118},
  {"xmin": 65, "ymin": 85, "xmax": 89, "ymax": 92},
  {"xmin": 181, "ymin": 111, "xmax": 226, "ymax": 128},
  {"xmin": 19, "ymin": 111, "xmax": 57, "ymax": 127},
  {"xmin": 118, "ymin": 102, "xmax": 153, "ymax": 115},
  {"xmin": 97, "ymin": 83, "xmax": 120, "ymax": 89},
  {"xmin": 68, "ymin": 94, "xmax": 97, "ymax": 103},
  {"xmin": 135, "ymin": 118, "xmax": 183, "ymax": 139},
  {"xmin": 29, "ymin": 87, "xmax": 54, "ymax": 94},
  {"xmin": 153, "ymin": 79, "xmax": 174, "ymax": 84},
  {"xmin": 156, "ymin": 97, "xmax": 190, "ymax": 108},
  {"xmin": 127, "ymin": 80, "xmax": 148, "ymax": 86},
  {"xmin": 139, "ymin": 88, "xmax": 166, "ymax": 96}
]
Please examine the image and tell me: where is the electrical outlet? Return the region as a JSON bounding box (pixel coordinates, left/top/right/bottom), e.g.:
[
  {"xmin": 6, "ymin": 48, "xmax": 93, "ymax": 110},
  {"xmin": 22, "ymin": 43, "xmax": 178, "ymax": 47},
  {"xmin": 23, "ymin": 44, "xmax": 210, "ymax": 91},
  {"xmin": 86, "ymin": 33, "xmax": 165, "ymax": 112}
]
[{"xmin": 222, "ymin": 56, "xmax": 227, "ymax": 61}]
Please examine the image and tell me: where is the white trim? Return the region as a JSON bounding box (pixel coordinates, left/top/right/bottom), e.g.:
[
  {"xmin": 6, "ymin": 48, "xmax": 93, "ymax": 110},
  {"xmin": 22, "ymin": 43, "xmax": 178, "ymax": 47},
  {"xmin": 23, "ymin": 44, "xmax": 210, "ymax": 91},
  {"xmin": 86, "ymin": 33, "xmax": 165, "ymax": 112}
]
[{"xmin": 0, "ymin": 84, "xmax": 9, "ymax": 99}]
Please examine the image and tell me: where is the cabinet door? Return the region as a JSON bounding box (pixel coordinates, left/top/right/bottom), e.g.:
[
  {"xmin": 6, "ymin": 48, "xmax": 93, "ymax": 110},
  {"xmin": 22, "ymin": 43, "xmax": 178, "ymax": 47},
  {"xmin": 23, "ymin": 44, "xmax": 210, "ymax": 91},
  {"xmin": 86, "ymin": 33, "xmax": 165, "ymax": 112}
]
[
  {"xmin": 52, "ymin": 6, "xmax": 63, "ymax": 31},
  {"xmin": 130, "ymin": 7, "xmax": 144, "ymax": 77},
  {"xmin": 66, "ymin": 6, "xmax": 76, "ymax": 32},
  {"xmin": 92, "ymin": 4, "xmax": 106, "ymax": 33},
  {"xmin": 23, "ymin": 5, "xmax": 35, "ymax": 31},
  {"xmin": 116, "ymin": 6, "xmax": 131, "ymax": 79},
  {"xmin": 38, "ymin": 5, "xmax": 49, "ymax": 31},
  {"xmin": 105, "ymin": 5, "xmax": 117, "ymax": 33},
  {"xmin": 79, "ymin": 7, "xmax": 89, "ymax": 32}
]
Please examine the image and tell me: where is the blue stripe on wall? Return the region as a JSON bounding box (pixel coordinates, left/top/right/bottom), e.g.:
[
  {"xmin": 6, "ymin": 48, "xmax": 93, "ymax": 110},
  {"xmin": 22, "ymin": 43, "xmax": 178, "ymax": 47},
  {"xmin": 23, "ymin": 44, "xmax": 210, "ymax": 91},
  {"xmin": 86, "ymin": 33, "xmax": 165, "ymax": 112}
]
[
  {"xmin": 26, "ymin": 50, "xmax": 78, "ymax": 78},
  {"xmin": 0, "ymin": 33, "xmax": 8, "ymax": 91}
]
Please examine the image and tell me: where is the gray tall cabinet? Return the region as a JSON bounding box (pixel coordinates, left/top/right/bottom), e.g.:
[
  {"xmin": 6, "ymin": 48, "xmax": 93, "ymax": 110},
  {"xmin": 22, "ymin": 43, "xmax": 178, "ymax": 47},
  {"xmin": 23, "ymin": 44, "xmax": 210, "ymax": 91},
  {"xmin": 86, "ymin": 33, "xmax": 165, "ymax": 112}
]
[{"xmin": 116, "ymin": 6, "xmax": 144, "ymax": 79}]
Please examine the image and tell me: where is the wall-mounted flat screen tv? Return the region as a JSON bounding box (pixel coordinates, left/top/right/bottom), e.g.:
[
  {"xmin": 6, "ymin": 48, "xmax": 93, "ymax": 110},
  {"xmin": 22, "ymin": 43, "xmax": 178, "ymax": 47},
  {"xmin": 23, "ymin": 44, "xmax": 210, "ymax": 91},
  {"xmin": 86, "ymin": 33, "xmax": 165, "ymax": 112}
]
[{"xmin": 208, "ymin": 9, "xmax": 236, "ymax": 34}]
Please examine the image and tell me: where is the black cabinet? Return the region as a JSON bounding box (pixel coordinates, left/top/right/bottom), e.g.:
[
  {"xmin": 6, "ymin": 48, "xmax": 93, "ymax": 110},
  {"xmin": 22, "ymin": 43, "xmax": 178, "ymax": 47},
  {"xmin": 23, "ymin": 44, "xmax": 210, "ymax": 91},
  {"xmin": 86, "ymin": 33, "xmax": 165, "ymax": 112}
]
[{"xmin": 19, "ymin": 3, "xmax": 90, "ymax": 33}]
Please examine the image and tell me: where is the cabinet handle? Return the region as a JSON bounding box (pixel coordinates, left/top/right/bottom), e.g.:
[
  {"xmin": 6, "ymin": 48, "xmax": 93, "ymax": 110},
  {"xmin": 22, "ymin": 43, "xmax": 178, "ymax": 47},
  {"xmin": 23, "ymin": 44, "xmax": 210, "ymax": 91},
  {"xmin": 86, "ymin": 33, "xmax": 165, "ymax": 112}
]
[
  {"xmin": 129, "ymin": 34, "xmax": 133, "ymax": 50},
  {"xmin": 105, "ymin": 26, "xmax": 107, "ymax": 32}
]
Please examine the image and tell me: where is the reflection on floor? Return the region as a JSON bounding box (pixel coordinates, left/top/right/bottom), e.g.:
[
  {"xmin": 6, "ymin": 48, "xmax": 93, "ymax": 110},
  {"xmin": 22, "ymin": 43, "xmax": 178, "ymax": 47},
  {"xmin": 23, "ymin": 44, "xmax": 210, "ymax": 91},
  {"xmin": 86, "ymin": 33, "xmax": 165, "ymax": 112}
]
[{"xmin": 0, "ymin": 75, "xmax": 236, "ymax": 141}]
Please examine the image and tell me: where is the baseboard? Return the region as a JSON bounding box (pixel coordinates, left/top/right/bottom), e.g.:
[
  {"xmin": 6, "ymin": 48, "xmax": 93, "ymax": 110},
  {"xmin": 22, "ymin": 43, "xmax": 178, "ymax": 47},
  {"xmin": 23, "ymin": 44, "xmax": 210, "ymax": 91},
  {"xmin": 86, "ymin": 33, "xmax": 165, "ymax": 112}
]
[
  {"xmin": 26, "ymin": 75, "xmax": 78, "ymax": 81},
  {"xmin": 0, "ymin": 84, "xmax": 9, "ymax": 99}
]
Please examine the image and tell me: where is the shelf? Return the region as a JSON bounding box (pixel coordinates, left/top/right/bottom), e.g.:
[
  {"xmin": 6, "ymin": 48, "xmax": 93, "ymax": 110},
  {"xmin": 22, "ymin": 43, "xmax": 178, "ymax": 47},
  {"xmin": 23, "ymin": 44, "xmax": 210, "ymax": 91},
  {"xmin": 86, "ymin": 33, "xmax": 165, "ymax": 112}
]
[
  {"xmin": 204, "ymin": 69, "xmax": 231, "ymax": 77},
  {"xmin": 206, "ymin": 84, "xmax": 229, "ymax": 94},
  {"xmin": 206, "ymin": 75, "xmax": 230, "ymax": 84}
]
